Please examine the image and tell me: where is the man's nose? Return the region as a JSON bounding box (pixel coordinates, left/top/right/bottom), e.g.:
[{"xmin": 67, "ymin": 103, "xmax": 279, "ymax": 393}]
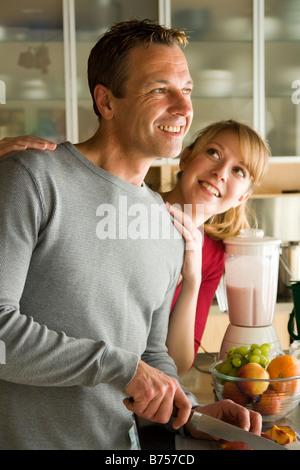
[{"xmin": 170, "ymin": 90, "xmax": 193, "ymax": 117}]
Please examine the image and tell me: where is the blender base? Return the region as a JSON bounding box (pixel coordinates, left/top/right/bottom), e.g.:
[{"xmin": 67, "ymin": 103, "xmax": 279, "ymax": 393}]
[{"xmin": 219, "ymin": 324, "xmax": 281, "ymax": 359}]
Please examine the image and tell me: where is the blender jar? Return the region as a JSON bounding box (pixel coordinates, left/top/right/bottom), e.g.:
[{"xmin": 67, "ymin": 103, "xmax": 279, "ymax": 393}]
[{"xmin": 224, "ymin": 229, "xmax": 281, "ymax": 327}]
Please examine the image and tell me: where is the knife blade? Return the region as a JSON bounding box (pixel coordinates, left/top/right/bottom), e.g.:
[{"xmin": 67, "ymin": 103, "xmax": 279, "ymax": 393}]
[{"xmin": 189, "ymin": 411, "xmax": 288, "ymax": 450}]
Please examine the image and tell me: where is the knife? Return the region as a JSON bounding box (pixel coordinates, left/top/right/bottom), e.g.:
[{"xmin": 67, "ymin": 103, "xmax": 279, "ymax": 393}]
[{"xmin": 189, "ymin": 410, "xmax": 288, "ymax": 450}]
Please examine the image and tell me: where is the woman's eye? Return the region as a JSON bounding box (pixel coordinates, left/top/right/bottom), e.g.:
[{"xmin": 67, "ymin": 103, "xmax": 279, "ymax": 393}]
[
  {"xmin": 234, "ymin": 167, "xmax": 246, "ymax": 178},
  {"xmin": 207, "ymin": 148, "xmax": 220, "ymax": 159}
]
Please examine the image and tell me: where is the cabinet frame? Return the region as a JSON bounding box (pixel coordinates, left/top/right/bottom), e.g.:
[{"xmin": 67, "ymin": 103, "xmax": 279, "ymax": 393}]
[{"xmin": 63, "ymin": 0, "xmax": 300, "ymax": 166}]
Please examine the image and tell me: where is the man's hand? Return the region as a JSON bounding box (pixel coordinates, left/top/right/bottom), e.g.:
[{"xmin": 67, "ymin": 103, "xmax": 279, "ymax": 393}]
[
  {"xmin": 123, "ymin": 360, "xmax": 192, "ymax": 429},
  {"xmin": 185, "ymin": 400, "xmax": 262, "ymax": 440},
  {"xmin": 0, "ymin": 136, "xmax": 56, "ymax": 158}
]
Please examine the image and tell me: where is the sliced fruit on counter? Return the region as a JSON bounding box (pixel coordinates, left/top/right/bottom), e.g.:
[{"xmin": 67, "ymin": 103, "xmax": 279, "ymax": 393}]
[
  {"xmin": 219, "ymin": 426, "xmax": 297, "ymax": 450},
  {"xmin": 219, "ymin": 440, "xmax": 252, "ymax": 450},
  {"xmin": 264, "ymin": 425, "xmax": 297, "ymax": 445}
]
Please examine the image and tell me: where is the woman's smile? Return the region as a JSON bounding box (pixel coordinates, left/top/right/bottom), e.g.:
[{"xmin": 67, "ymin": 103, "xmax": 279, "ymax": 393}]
[{"xmin": 198, "ymin": 180, "xmax": 221, "ymax": 198}]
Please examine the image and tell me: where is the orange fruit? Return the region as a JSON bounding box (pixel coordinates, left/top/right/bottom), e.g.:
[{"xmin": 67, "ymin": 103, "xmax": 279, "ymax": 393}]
[{"xmin": 267, "ymin": 355, "xmax": 300, "ymax": 393}]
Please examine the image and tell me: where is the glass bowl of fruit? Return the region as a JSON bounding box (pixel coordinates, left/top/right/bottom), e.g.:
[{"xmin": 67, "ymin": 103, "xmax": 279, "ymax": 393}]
[{"xmin": 210, "ymin": 344, "xmax": 300, "ymax": 422}]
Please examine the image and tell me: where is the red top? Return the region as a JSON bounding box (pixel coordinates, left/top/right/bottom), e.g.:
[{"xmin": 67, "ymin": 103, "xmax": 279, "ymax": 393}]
[{"xmin": 170, "ymin": 233, "xmax": 225, "ymax": 360}]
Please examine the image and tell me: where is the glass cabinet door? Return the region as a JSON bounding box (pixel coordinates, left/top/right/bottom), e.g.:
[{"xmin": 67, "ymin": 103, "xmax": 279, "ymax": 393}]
[
  {"xmin": 74, "ymin": 0, "xmax": 159, "ymax": 142},
  {"xmin": 265, "ymin": 0, "xmax": 300, "ymax": 156},
  {"xmin": 171, "ymin": 0, "xmax": 254, "ymax": 147},
  {"xmin": 0, "ymin": 0, "xmax": 66, "ymax": 141}
]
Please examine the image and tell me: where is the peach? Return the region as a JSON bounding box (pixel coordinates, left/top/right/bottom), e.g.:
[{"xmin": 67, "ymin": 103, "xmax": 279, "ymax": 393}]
[
  {"xmin": 252, "ymin": 389, "xmax": 281, "ymax": 415},
  {"xmin": 220, "ymin": 440, "xmax": 252, "ymax": 450},
  {"xmin": 264, "ymin": 425, "xmax": 294, "ymax": 445},
  {"xmin": 261, "ymin": 432, "xmax": 276, "ymax": 442},
  {"xmin": 277, "ymin": 426, "xmax": 296, "ymax": 442},
  {"xmin": 237, "ymin": 363, "xmax": 269, "ymax": 398},
  {"xmin": 222, "ymin": 381, "xmax": 251, "ymax": 406}
]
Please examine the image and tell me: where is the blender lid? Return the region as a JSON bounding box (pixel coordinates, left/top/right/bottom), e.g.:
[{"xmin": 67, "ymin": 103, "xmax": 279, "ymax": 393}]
[{"xmin": 224, "ymin": 229, "xmax": 281, "ymax": 246}]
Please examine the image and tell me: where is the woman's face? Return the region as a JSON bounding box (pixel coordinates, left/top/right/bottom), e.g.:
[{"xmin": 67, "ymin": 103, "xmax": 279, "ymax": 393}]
[{"xmin": 178, "ymin": 130, "xmax": 252, "ymax": 220}]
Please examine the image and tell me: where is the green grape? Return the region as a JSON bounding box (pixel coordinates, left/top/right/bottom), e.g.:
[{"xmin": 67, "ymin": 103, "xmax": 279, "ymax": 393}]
[
  {"xmin": 248, "ymin": 355, "xmax": 261, "ymax": 363},
  {"xmin": 228, "ymin": 347, "xmax": 236, "ymax": 355},
  {"xmin": 222, "ymin": 358, "xmax": 232, "ymax": 367},
  {"xmin": 240, "ymin": 356, "xmax": 248, "ymax": 366},
  {"xmin": 260, "ymin": 343, "xmax": 272, "ymax": 356},
  {"xmin": 252, "ymin": 348, "xmax": 262, "ymax": 356},
  {"xmin": 228, "ymin": 367, "xmax": 239, "ymax": 377},
  {"xmin": 259, "ymin": 355, "xmax": 269, "ymax": 367},
  {"xmin": 219, "ymin": 342, "xmax": 273, "ymax": 377},
  {"xmin": 220, "ymin": 363, "xmax": 233, "ymax": 375},
  {"xmin": 232, "ymin": 356, "xmax": 242, "ymax": 368},
  {"xmin": 238, "ymin": 345, "xmax": 250, "ymax": 356}
]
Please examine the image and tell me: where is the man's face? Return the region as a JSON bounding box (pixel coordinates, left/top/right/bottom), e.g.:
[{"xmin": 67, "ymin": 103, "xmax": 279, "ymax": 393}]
[{"xmin": 110, "ymin": 44, "xmax": 194, "ymax": 162}]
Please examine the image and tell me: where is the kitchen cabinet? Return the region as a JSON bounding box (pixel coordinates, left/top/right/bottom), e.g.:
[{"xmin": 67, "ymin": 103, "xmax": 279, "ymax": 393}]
[
  {"xmin": 171, "ymin": 0, "xmax": 254, "ymax": 149},
  {"xmin": 171, "ymin": 0, "xmax": 300, "ymax": 160},
  {"xmin": 74, "ymin": 0, "xmax": 159, "ymax": 142},
  {"xmin": 0, "ymin": 0, "xmax": 66, "ymax": 140},
  {"xmin": 265, "ymin": 0, "xmax": 300, "ymax": 157},
  {"xmin": 1, "ymin": 0, "xmax": 300, "ymax": 194},
  {"xmin": 146, "ymin": 0, "xmax": 300, "ymax": 193},
  {"xmin": 0, "ymin": 0, "xmax": 159, "ymax": 143}
]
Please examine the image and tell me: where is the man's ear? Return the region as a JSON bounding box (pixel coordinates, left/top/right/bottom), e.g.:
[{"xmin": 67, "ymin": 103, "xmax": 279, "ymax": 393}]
[
  {"xmin": 93, "ymin": 84, "xmax": 114, "ymax": 120},
  {"xmin": 179, "ymin": 147, "xmax": 191, "ymax": 171}
]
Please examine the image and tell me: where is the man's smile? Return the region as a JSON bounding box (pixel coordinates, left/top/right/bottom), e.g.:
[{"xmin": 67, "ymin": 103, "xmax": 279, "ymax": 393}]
[{"xmin": 158, "ymin": 125, "xmax": 181, "ymax": 133}]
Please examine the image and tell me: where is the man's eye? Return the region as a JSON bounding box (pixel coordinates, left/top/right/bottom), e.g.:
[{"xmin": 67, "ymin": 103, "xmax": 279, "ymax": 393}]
[
  {"xmin": 152, "ymin": 88, "xmax": 165, "ymax": 94},
  {"xmin": 182, "ymin": 88, "xmax": 192, "ymax": 95}
]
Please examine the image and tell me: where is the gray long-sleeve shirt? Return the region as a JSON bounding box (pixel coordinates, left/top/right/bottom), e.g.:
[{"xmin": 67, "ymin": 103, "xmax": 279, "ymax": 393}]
[{"xmin": 0, "ymin": 142, "xmax": 196, "ymax": 449}]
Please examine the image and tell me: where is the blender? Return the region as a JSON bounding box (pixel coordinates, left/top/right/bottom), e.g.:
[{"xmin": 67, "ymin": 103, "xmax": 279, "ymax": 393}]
[{"xmin": 219, "ymin": 229, "xmax": 282, "ymax": 358}]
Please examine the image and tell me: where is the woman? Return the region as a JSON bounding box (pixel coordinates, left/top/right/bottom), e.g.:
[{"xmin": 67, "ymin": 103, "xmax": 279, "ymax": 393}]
[
  {"xmin": 162, "ymin": 120, "xmax": 270, "ymax": 376},
  {"xmin": 0, "ymin": 120, "xmax": 270, "ymax": 377}
]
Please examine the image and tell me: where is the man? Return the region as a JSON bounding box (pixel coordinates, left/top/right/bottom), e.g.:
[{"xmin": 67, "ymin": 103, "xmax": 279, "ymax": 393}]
[{"xmin": 0, "ymin": 19, "xmax": 261, "ymax": 450}]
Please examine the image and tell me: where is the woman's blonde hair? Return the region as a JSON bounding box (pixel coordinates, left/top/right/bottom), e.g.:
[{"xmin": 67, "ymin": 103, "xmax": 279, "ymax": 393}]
[{"xmin": 181, "ymin": 120, "xmax": 271, "ymax": 240}]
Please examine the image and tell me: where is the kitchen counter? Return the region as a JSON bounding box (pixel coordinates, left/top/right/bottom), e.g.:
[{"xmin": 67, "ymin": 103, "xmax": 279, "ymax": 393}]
[{"xmin": 137, "ymin": 352, "xmax": 300, "ymax": 450}]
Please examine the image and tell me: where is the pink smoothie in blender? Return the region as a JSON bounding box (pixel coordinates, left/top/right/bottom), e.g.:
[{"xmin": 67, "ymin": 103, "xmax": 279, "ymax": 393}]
[{"xmin": 219, "ymin": 229, "xmax": 282, "ymax": 357}]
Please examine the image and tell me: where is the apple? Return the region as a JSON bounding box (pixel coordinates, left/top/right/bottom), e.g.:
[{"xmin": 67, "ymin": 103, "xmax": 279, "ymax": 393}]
[
  {"xmin": 252, "ymin": 388, "xmax": 281, "ymax": 415},
  {"xmin": 237, "ymin": 363, "xmax": 269, "ymax": 397}
]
